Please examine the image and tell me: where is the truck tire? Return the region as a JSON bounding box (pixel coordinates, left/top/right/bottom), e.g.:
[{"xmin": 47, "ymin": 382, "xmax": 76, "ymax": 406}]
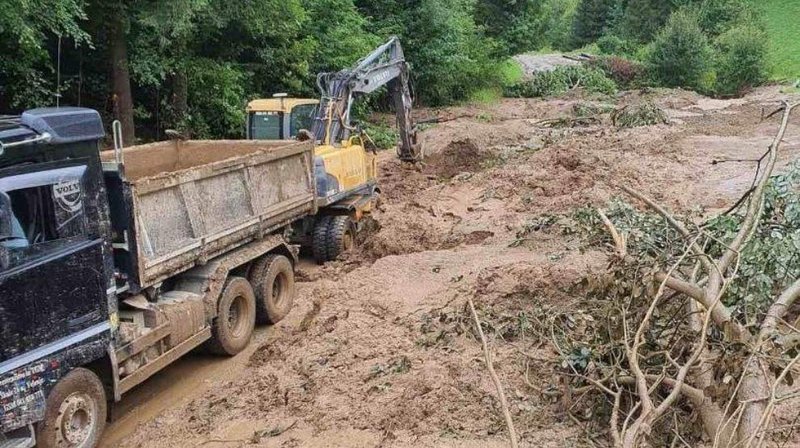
[
  {"xmin": 327, "ymin": 215, "xmax": 356, "ymax": 261},
  {"xmin": 249, "ymin": 255, "xmax": 295, "ymax": 325},
  {"xmin": 312, "ymin": 216, "xmax": 332, "ymax": 264},
  {"xmin": 207, "ymin": 277, "xmax": 256, "ymax": 356},
  {"xmin": 36, "ymin": 367, "xmax": 107, "ymax": 448}
]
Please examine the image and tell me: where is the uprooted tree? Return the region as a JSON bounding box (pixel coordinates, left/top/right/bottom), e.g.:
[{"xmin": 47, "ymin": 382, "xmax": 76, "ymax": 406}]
[{"xmin": 562, "ymin": 101, "xmax": 800, "ymax": 447}]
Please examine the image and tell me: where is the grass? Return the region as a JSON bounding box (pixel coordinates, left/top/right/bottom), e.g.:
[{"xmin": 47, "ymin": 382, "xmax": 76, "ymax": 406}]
[
  {"xmin": 468, "ymin": 58, "xmax": 524, "ymax": 104},
  {"xmin": 759, "ymin": 0, "xmax": 800, "ymax": 81}
]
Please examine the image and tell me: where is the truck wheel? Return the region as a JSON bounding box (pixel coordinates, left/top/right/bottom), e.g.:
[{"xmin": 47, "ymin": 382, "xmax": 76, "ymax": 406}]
[
  {"xmin": 312, "ymin": 216, "xmax": 332, "ymax": 264},
  {"xmin": 208, "ymin": 277, "xmax": 256, "ymax": 356},
  {"xmin": 327, "ymin": 215, "xmax": 356, "ymax": 261},
  {"xmin": 36, "ymin": 367, "xmax": 107, "ymax": 448},
  {"xmin": 249, "ymin": 255, "xmax": 295, "ymax": 325}
]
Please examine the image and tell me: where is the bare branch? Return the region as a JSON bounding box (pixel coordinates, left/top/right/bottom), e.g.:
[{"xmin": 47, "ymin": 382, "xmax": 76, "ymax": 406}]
[
  {"xmin": 716, "ymin": 102, "xmax": 798, "ymax": 275},
  {"xmin": 760, "ymin": 278, "xmax": 800, "ymax": 337},
  {"xmin": 597, "ymin": 208, "xmax": 627, "ymax": 257},
  {"xmin": 654, "ymin": 272, "xmax": 745, "ymax": 339},
  {"xmin": 467, "ymin": 298, "xmax": 519, "ymax": 448}
]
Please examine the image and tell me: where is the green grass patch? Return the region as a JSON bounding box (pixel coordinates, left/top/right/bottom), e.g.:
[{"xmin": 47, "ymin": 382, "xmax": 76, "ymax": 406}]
[
  {"xmin": 759, "ymin": 0, "xmax": 800, "ymax": 81},
  {"xmin": 468, "ymin": 58, "xmax": 524, "ymax": 104},
  {"xmin": 499, "ymin": 58, "xmax": 524, "ymax": 86}
]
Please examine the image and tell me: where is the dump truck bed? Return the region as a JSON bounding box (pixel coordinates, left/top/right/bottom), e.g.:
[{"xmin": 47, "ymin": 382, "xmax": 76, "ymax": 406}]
[{"xmin": 101, "ymin": 139, "xmax": 316, "ymax": 291}]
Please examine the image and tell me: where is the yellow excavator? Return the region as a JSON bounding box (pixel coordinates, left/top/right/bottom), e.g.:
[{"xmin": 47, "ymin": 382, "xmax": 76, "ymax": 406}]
[{"xmin": 246, "ymin": 37, "xmax": 422, "ymax": 263}]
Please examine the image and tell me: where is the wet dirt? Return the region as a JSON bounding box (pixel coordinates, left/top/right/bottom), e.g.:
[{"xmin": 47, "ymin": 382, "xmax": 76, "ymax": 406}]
[{"xmin": 109, "ymin": 86, "xmax": 800, "ymax": 448}]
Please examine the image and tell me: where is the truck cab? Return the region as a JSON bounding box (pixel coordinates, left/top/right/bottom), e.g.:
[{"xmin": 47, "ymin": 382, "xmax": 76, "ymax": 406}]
[{"xmin": 0, "ymin": 108, "xmax": 313, "ymax": 448}]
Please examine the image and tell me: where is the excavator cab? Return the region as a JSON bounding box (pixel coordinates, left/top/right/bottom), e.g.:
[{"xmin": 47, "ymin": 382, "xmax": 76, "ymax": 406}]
[{"xmin": 246, "ymin": 94, "xmax": 319, "ymax": 140}]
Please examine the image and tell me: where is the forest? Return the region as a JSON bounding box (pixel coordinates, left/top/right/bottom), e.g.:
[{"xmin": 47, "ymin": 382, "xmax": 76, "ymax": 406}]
[{"xmin": 0, "ymin": 0, "xmax": 779, "ymax": 143}]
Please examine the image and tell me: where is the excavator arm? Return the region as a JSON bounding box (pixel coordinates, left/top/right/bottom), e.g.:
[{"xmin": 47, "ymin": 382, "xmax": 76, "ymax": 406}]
[{"xmin": 310, "ymin": 37, "xmax": 422, "ymax": 162}]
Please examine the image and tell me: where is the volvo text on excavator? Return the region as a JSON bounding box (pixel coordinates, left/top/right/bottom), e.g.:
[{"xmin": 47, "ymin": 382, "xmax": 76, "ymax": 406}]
[{"xmin": 247, "ymin": 36, "xmax": 422, "ymax": 263}]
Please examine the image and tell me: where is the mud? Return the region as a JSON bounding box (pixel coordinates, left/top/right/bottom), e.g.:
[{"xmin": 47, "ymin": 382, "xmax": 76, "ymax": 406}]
[{"xmin": 109, "ymin": 86, "xmax": 800, "ymax": 448}]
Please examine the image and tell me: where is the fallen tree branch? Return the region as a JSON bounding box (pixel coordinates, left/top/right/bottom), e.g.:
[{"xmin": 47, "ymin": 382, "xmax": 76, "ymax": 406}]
[
  {"xmin": 715, "ymin": 102, "xmax": 798, "ymax": 277},
  {"xmin": 597, "ymin": 208, "xmax": 627, "ymax": 257},
  {"xmin": 468, "ymin": 298, "xmax": 519, "ymax": 448},
  {"xmin": 760, "ymin": 278, "xmax": 800, "ymax": 337}
]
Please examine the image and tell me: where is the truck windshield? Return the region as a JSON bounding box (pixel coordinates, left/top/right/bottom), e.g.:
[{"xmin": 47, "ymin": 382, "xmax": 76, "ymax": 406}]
[{"xmin": 249, "ymin": 112, "xmax": 282, "ymax": 140}]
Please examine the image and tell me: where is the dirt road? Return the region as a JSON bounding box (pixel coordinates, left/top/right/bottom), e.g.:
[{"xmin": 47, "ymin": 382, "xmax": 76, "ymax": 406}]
[{"xmin": 108, "ymin": 87, "xmax": 800, "ymax": 447}]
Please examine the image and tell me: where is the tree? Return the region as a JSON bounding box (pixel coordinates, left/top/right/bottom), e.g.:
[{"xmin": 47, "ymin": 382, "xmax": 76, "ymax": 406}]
[
  {"xmin": 572, "ymin": 0, "xmax": 617, "ymax": 47},
  {"xmin": 620, "ymin": 0, "xmax": 675, "ymax": 42},
  {"xmin": 404, "ymin": 0, "xmax": 500, "ymax": 105},
  {"xmin": 714, "ymin": 24, "xmax": 769, "ymax": 96},
  {"xmin": 0, "ymin": 0, "xmax": 88, "ymax": 110},
  {"xmin": 302, "ymin": 0, "xmax": 378, "ymax": 75},
  {"xmin": 647, "ymin": 10, "xmax": 713, "ymax": 92},
  {"xmin": 474, "ymin": 0, "xmax": 546, "ymax": 56},
  {"xmin": 107, "ymin": 2, "xmax": 135, "ymax": 145}
]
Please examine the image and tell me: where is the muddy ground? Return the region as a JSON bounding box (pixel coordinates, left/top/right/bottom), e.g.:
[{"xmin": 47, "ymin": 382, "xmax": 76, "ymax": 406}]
[{"xmin": 107, "ymin": 86, "xmax": 800, "ymax": 448}]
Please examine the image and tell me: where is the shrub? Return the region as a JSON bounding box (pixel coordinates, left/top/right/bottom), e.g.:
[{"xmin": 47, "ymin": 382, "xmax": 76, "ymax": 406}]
[
  {"xmin": 713, "ymin": 24, "xmax": 769, "ymax": 96},
  {"xmin": 694, "ymin": 0, "xmax": 760, "ymax": 37},
  {"xmin": 611, "ymin": 102, "xmax": 669, "ymax": 127},
  {"xmin": 647, "ymin": 10, "xmax": 714, "ymax": 93},
  {"xmin": 589, "ymin": 56, "xmax": 646, "ymax": 88},
  {"xmin": 597, "ymin": 34, "xmax": 625, "ymax": 55},
  {"xmin": 505, "ymin": 65, "xmax": 617, "ymax": 98},
  {"xmin": 363, "ymin": 122, "xmax": 398, "ymax": 150}
]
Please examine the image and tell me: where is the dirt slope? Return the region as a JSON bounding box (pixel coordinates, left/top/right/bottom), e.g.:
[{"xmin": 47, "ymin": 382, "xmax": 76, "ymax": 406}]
[{"xmin": 111, "ymin": 86, "xmax": 800, "ymax": 448}]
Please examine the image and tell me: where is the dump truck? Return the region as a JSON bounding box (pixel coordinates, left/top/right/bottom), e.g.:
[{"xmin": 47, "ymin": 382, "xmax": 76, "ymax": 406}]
[
  {"xmin": 0, "ymin": 107, "xmax": 316, "ymax": 448},
  {"xmin": 247, "ymin": 37, "xmax": 422, "ymax": 264}
]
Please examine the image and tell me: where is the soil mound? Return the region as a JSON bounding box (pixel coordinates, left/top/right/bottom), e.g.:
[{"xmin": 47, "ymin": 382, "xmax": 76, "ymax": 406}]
[{"xmin": 424, "ymin": 138, "xmax": 493, "ymax": 179}]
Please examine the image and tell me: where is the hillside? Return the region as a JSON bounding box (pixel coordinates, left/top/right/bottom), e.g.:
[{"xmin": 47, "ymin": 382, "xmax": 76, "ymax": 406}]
[{"xmin": 761, "ymin": 0, "xmax": 800, "ymax": 81}]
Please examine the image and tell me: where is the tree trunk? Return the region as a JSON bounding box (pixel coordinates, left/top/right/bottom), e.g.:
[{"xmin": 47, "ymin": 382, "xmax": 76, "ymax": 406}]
[
  {"xmin": 171, "ymin": 70, "xmax": 188, "ymax": 131},
  {"xmin": 109, "ymin": 9, "xmax": 135, "ymax": 146}
]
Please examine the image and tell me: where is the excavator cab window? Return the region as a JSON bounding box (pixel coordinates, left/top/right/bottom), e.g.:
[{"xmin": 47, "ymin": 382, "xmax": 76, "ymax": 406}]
[
  {"xmin": 289, "ymin": 104, "xmax": 316, "ymax": 137},
  {"xmin": 249, "ymin": 111, "xmax": 283, "ymax": 140}
]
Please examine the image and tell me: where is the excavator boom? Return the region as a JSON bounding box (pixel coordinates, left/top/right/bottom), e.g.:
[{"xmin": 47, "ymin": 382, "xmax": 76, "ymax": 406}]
[{"xmin": 310, "ymin": 37, "xmax": 422, "ymax": 162}]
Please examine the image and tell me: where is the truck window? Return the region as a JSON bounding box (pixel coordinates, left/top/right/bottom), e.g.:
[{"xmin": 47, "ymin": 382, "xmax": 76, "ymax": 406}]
[
  {"xmin": 249, "ymin": 111, "xmax": 283, "ymax": 140},
  {"xmin": 289, "ymin": 104, "xmax": 317, "ymax": 137},
  {"xmin": 0, "ymin": 167, "xmax": 88, "ymax": 271}
]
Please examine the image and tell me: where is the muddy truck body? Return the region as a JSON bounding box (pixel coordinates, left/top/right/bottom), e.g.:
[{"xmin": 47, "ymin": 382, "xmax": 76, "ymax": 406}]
[{"xmin": 0, "ymin": 108, "xmax": 316, "ymax": 447}]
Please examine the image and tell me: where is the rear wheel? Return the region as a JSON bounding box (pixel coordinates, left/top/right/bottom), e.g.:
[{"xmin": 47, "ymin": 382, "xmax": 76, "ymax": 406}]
[
  {"xmin": 327, "ymin": 215, "xmax": 356, "ymax": 261},
  {"xmin": 36, "ymin": 367, "xmax": 107, "ymax": 448},
  {"xmin": 207, "ymin": 277, "xmax": 256, "ymax": 356},
  {"xmin": 249, "ymin": 255, "xmax": 295, "ymax": 324},
  {"xmin": 311, "ymin": 216, "xmax": 332, "ymax": 264}
]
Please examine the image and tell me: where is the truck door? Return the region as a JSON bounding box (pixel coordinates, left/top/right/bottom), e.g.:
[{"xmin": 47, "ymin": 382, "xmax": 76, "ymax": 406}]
[{"xmin": 0, "ymin": 162, "xmax": 109, "ymax": 365}]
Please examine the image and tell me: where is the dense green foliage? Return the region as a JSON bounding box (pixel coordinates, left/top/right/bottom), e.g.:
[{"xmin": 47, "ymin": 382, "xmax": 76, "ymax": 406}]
[
  {"xmin": 619, "ymin": 0, "xmax": 675, "ymax": 42},
  {"xmin": 0, "ymin": 0, "xmax": 510, "ymax": 137},
  {"xmin": 571, "ymin": 0, "xmax": 617, "ymax": 47},
  {"xmin": 646, "ymin": 10, "xmax": 714, "ymax": 92},
  {"xmin": 0, "ymin": 0, "xmax": 88, "ymax": 107},
  {"xmin": 0, "ymin": 0, "xmax": 784, "ymax": 139},
  {"xmin": 713, "ymin": 24, "xmax": 770, "ymax": 95}
]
